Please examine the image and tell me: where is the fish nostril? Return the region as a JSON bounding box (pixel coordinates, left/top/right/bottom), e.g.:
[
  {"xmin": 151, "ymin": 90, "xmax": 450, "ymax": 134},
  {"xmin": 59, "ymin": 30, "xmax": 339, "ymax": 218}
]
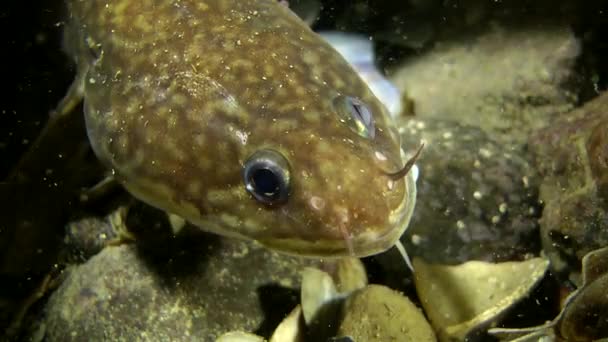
[
  {"xmin": 333, "ymin": 95, "xmax": 375, "ymax": 139},
  {"xmin": 309, "ymin": 196, "xmax": 326, "ymax": 211},
  {"xmin": 374, "ymin": 150, "xmax": 388, "ymax": 162}
]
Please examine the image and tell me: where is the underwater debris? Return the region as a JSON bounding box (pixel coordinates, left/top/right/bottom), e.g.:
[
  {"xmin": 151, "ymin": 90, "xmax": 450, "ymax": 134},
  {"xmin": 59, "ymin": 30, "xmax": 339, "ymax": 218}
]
[
  {"xmin": 223, "ymin": 258, "xmax": 435, "ymax": 342},
  {"xmin": 413, "ymin": 257, "xmax": 549, "ymax": 341},
  {"xmin": 490, "ymin": 246, "xmax": 608, "ymax": 341}
]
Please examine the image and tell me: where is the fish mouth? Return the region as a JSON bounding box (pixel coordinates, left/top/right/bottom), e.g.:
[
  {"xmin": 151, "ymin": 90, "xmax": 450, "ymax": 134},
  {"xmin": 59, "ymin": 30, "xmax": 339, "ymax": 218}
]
[{"xmin": 258, "ymin": 169, "xmax": 418, "ymax": 258}]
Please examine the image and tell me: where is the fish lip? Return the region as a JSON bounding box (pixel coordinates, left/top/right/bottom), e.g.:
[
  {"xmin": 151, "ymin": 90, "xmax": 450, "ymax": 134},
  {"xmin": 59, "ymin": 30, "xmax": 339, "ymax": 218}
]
[{"xmin": 258, "ymin": 170, "xmax": 417, "ymax": 258}]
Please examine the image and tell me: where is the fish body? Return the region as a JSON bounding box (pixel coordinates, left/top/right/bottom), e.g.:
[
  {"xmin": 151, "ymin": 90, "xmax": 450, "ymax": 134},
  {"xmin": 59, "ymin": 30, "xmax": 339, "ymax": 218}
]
[{"xmin": 64, "ymin": 0, "xmax": 417, "ymax": 257}]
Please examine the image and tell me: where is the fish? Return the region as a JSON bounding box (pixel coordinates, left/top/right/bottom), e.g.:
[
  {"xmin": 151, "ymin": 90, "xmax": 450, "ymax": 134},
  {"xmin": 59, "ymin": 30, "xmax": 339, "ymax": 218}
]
[{"xmin": 62, "ymin": 0, "xmax": 419, "ymax": 258}]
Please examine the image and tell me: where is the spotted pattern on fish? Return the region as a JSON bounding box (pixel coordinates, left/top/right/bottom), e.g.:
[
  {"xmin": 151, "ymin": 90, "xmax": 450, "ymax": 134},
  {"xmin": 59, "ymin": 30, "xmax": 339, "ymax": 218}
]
[{"xmin": 64, "ymin": 0, "xmax": 417, "ymax": 257}]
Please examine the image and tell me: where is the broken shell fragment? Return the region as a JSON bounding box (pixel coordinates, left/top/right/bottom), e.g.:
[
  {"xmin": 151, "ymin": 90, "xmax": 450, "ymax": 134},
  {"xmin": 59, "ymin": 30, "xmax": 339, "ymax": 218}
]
[
  {"xmin": 300, "ymin": 266, "xmax": 344, "ymax": 340},
  {"xmin": 558, "ymin": 273, "xmax": 608, "ymax": 341},
  {"xmin": 216, "ymin": 331, "xmax": 265, "ymax": 342},
  {"xmin": 558, "ymin": 246, "xmax": 608, "ymax": 341},
  {"xmin": 489, "ymin": 246, "xmax": 608, "ymax": 341},
  {"xmin": 332, "ymin": 257, "xmax": 369, "ymax": 294},
  {"xmin": 269, "ymin": 305, "xmax": 305, "ymax": 342},
  {"xmin": 300, "ymin": 267, "xmax": 341, "ymax": 326},
  {"xmin": 413, "ymin": 257, "xmax": 549, "ymax": 341}
]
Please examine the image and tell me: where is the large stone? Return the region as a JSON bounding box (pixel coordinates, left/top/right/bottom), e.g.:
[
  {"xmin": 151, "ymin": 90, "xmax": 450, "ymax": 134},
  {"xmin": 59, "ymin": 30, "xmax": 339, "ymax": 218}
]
[
  {"xmin": 32, "ymin": 235, "xmax": 317, "ymax": 341},
  {"xmin": 391, "ymin": 24, "xmax": 580, "ymax": 144},
  {"xmin": 531, "ymin": 91, "xmax": 608, "ymax": 284},
  {"xmin": 397, "ymin": 118, "xmax": 541, "ymax": 264}
]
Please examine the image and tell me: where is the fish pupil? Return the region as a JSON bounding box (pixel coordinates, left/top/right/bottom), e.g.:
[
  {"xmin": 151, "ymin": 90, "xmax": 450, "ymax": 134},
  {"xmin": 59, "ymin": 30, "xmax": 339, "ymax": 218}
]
[
  {"xmin": 350, "ymin": 100, "xmax": 371, "ymax": 126},
  {"xmin": 251, "ymin": 168, "xmax": 280, "ymax": 196},
  {"xmin": 333, "ymin": 95, "xmax": 375, "ymax": 139},
  {"xmin": 242, "ymin": 149, "xmax": 291, "ymax": 205}
]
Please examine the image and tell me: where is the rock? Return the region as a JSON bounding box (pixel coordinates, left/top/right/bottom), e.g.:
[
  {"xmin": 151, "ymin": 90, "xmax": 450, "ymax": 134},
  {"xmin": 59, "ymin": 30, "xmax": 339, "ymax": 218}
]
[
  {"xmin": 397, "ymin": 118, "xmax": 541, "ymax": 264},
  {"xmin": 338, "ymin": 284, "xmax": 436, "ymax": 342},
  {"xmin": 31, "ymin": 235, "xmax": 316, "ymax": 341},
  {"xmin": 530, "ymin": 91, "xmax": 608, "ymax": 284},
  {"xmin": 391, "ymin": 24, "xmax": 580, "ymax": 144},
  {"xmin": 63, "ymin": 215, "xmax": 121, "ymax": 262}
]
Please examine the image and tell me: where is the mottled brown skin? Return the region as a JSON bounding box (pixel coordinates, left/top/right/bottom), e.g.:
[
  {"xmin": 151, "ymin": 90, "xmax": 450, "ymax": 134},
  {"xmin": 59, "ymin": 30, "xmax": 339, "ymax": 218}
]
[{"xmin": 64, "ymin": 0, "xmax": 417, "ymax": 257}]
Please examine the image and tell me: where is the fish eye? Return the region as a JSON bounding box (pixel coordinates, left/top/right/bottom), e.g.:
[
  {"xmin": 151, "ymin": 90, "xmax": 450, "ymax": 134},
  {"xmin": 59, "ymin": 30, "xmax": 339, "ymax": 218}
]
[
  {"xmin": 333, "ymin": 95, "xmax": 375, "ymax": 139},
  {"xmin": 242, "ymin": 149, "xmax": 291, "ymax": 205}
]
